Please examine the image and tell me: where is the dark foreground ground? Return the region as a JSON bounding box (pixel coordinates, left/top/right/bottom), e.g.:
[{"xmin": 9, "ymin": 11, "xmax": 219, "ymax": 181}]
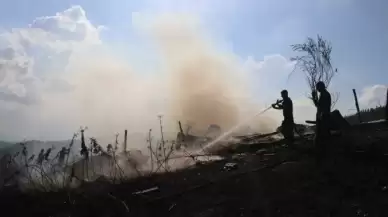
[{"xmin": 1, "ymin": 122, "xmax": 388, "ymax": 217}]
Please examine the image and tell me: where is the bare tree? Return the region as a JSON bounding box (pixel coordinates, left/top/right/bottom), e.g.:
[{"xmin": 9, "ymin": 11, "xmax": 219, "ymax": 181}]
[
  {"xmin": 291, "ymin": 35, "xmax": 338, "ymax": 106},
  {"xmin": 331, "ymin": 92, "xmax": 340, "ymax": 110}
]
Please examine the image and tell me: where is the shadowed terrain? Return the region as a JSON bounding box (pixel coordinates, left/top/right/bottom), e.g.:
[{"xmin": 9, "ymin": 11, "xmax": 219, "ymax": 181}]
[{"xmin": 1, "ymin": 121, "xmax": 388, "ymax": 217}]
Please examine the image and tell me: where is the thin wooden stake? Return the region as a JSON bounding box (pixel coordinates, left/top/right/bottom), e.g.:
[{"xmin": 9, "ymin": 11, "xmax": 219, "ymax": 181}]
[
  {"xmin": 352, "ymin": 89, "xmax": 362, "ymax": 123},
  {"xmin": 385, "ymin": 88, "xmax": 388, "ymax": 121},
  {"xmin": 123, "ymin": 130, "xmax": 128, "ymax": 153}
]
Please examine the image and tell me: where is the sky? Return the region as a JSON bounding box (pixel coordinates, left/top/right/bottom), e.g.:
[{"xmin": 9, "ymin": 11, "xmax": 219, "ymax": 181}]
[{"xmin": 0, "ymin": 0, "xmax": 387, "ymax": 142}]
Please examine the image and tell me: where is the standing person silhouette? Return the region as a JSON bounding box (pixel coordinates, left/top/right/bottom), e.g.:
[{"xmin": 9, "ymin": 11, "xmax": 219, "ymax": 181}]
[{"xmin": 312, "ymin": 81, "xmax": 331, "ymax": 164}]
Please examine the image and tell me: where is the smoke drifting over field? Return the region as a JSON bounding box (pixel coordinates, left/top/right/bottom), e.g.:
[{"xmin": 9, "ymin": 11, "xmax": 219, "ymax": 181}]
[
  {"xmin": 0, "ymin": 8, "xmax": 279, "ymax": 147},
  {"xmin": 0, "ymin": 8, "xmax": 283, "ymax": 189},
  {"xmin": 43, "ymin": 14, "xmax": 278, "ymax": 145}
]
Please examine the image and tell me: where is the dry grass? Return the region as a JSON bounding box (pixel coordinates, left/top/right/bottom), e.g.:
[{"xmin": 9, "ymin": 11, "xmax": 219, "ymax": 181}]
[{"xmin": 1, "ymin": 122, "xmax": 388, "ymax": 216}]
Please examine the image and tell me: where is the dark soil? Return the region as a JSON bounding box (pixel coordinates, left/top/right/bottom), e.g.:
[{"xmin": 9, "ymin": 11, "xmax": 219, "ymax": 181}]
[{"xmin": 1, "ymin": 122, "xmax": 388, "ymax": 217}]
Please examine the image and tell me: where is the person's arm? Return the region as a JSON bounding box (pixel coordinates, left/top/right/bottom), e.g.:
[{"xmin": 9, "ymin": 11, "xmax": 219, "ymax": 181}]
[
  {"xmin": 272, "ymin": 99, "xmax": 284, "ymax": 110},
  {"xmin": 271, "ymin": 103, "xmax": 283, "ymax": 110}
]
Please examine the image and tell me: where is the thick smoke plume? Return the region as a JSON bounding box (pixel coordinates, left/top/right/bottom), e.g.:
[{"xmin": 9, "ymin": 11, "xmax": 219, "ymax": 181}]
[
  {"xmin": 150, "ymin": 15, "xmax": 248, "ymax": 134},
  {"xmin": 0, "ymin": 9, "xmax": 282, "ymax": 190},
  {"xmin": 52, "ymin": 14, "xmax": 277, "ymax": 147},
  {"xmin": 2, "ymin": 12, "xmax": 278, "ymax": 148}
]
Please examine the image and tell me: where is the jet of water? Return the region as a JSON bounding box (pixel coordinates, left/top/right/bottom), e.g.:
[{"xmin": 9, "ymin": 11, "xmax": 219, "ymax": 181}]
[{"xmin": 203, "ymin": 105, "xmax": 273, "ymax": 151}]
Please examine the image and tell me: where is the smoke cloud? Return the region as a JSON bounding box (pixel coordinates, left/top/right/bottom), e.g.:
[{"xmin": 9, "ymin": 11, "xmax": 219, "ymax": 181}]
[
  {"xmin": 0, "ymin": 8, "xmax": 279, "ymax": 147},
  {"xmin": 150, "ymin": 14, "xmax": 247, "ymax": 133}
]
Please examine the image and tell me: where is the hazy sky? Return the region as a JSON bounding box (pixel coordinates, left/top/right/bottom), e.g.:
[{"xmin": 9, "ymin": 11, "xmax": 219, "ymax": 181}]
[{"xmin": 0, "ymin": 0, "xmax": 386, "ymax": 141}]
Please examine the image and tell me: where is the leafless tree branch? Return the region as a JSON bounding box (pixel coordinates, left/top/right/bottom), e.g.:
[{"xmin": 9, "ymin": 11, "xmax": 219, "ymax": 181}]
[
  {"xmin": 290, "ymin": 35, "xmax": 338, "ymax": 105},
  {"xmin": 331, "ymin": 92, "xmax": 340, "ymax": 110}
]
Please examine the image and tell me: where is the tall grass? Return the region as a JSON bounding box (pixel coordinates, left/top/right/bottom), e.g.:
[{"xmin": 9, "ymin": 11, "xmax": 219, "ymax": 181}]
[{"xmin": 0, "ymin": 127, "xmax": 210, "ymax": 192}]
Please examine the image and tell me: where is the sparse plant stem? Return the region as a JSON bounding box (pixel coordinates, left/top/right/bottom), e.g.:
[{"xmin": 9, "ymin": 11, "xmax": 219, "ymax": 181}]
[
  {"xmin": 80, "ymin": 127, "xmax": 88, "ymax": 180},
  {"xmin": 149, "ymin": 144, "xmax": 168, "ymax": 172},
  {"xmin": 158, "ymin": 115, "xmax": 167, "ymax": 168},
  {"xmin": 154, "ymin": 147, "xmax": 174, "ymax": 173},
  {"xmin": 148, "ymin": 129, "xmax": 154, "ymax": 173},
  {"xmin": 63, "ymin": 133, "xmax": 77, "ymax": 187}
]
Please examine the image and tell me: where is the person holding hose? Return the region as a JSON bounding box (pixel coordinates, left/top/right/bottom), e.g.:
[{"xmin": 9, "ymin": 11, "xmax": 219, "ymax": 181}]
[{"xmin": 272, "ymin": 90, "xmax": 295, "ymax": 148}]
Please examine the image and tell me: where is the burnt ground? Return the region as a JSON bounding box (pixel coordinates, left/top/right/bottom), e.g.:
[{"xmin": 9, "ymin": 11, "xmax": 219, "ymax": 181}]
[{"xmin": 1, "ymin": 122, "xmax": 388, "ymax": 217}]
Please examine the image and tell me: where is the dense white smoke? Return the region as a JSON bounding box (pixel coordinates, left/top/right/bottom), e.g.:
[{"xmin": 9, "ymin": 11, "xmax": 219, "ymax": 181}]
[
  {"xmin": 37, "ymin": 14, "xmax": 278, "ymax": 149},
  {"xmin": 0, "ymin": 8, "xmax": 279, "ymax": 149}
]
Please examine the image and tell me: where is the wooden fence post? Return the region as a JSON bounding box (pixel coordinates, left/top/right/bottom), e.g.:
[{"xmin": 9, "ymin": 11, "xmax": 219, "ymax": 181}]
[
  {"xmin": 124, "ymin": 129, "xmax": 128, "ymax": 153},
  {"xmin": 352, "ymin": 89, "xmax": 362, "ymax": 123},
  {"xmin": 385, "ymin": 88, "xmax": 388, "ymax": 121}
]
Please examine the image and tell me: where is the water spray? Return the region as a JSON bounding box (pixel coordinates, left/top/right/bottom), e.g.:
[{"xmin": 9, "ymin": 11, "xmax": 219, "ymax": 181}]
[{"xmin": 203, "ymin": 105, "xmax": 274, "ymax": 151}]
